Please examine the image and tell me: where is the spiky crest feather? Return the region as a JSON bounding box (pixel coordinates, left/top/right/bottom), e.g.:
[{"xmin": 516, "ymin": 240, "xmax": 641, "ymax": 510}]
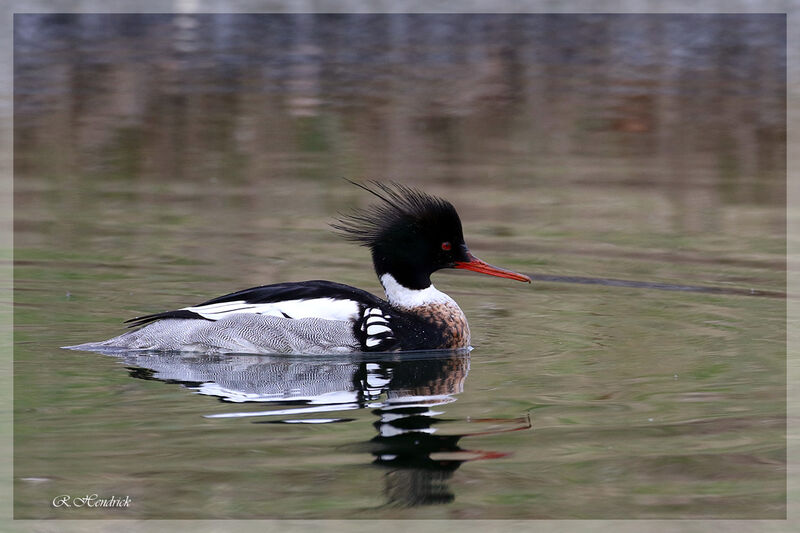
[{"xmin": 331, "ymin": 180, "xmax": 461, "ymax": 248}]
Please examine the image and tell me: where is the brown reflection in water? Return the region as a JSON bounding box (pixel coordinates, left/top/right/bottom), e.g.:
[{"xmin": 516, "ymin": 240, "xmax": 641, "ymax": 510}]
[{"xmin": 14, "ymin": 14, "xmax": 785, "ymax": 204}]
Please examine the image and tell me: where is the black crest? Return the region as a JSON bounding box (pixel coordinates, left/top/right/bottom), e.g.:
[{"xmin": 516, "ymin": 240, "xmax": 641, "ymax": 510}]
[{"xmin": 332, "ymin": 180, "xmax": 462, "ymax": 248}]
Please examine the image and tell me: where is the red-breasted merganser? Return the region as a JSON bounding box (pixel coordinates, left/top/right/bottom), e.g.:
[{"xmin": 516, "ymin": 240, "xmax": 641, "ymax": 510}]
[{"xmin": 66, "ymin": 182, "xmax": 531, "ymax": 354}]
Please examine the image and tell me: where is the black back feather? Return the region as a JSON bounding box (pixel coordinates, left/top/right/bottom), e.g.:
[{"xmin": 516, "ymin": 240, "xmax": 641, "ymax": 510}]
[{"xmin": 331, "ymin": 180, "xmax": 461, "ymax": 248}]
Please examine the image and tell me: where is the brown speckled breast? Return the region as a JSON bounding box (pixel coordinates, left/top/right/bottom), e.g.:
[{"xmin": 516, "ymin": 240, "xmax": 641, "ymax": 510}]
[{"xmin": 412, "ymin": 302, "xmax": 471, "ymax": 349}]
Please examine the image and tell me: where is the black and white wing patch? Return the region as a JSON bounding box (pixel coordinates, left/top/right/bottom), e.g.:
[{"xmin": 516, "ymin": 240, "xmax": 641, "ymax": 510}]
[
  {"xmin": 125, "ymin": 280, "xmax": 383, "ymax": 328},
  {"xmin": 180, "ymin": 297, "xmax": 360, "ymax": 322},
  {"xmin": 360, "ymin": 307, "xmax": 397, "ymax": 351},
  {"xmin": 126, "ymin": 297, "xmax": 359, "ymax": 327}
]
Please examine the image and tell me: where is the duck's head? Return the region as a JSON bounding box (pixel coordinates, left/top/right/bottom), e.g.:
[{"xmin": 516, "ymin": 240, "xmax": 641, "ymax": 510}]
[{"xmin": 333, "ymin": 181, "xmax": 531, "ymax": 290}]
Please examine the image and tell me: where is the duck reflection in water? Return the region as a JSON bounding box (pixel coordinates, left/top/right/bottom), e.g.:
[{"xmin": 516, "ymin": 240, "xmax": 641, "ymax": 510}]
[{"xmin": 115, "ymin": 349, "xmax": 530, "ymax": 508}]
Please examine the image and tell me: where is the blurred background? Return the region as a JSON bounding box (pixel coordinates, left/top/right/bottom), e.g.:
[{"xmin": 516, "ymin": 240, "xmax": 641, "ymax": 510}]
[
  {"xmin": 14, "ymin": 14, "xmax": 786, "ymax": 278},
  {"xmin": 14, "ymin": 13, "xmax": 786, "ymax": 519},
  {"xmin": 15, "ymin": 13, "xmax": 785, "ymax": 194}
]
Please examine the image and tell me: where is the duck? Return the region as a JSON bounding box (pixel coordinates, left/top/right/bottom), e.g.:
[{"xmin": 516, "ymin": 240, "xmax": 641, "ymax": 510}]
[{"xmin": 65, "ymin": 181, "xmax": 531, "ymax": 354}]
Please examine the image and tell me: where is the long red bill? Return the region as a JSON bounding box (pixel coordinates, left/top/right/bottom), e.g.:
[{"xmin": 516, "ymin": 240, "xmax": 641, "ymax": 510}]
[{"xmin": 454, "ymin": 253, "xmax": 531, "ymax": 283}]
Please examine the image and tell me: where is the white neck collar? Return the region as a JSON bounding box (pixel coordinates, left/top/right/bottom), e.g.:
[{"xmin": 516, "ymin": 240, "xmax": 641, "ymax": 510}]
[{"xmin": 379, "ymin": 273, "xmax": 456, "ymax": 309}]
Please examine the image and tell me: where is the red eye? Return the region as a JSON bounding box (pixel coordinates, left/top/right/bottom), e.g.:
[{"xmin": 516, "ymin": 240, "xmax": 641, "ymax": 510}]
[{"xmin": 441, "ymin": 242, "xmax": 451, "ymax": 251}]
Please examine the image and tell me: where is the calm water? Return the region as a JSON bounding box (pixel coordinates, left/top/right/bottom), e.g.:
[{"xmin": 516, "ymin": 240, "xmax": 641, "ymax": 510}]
[{"xmin": 14, "ymin": 14, "xmax": 786, "ymax": 519}]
